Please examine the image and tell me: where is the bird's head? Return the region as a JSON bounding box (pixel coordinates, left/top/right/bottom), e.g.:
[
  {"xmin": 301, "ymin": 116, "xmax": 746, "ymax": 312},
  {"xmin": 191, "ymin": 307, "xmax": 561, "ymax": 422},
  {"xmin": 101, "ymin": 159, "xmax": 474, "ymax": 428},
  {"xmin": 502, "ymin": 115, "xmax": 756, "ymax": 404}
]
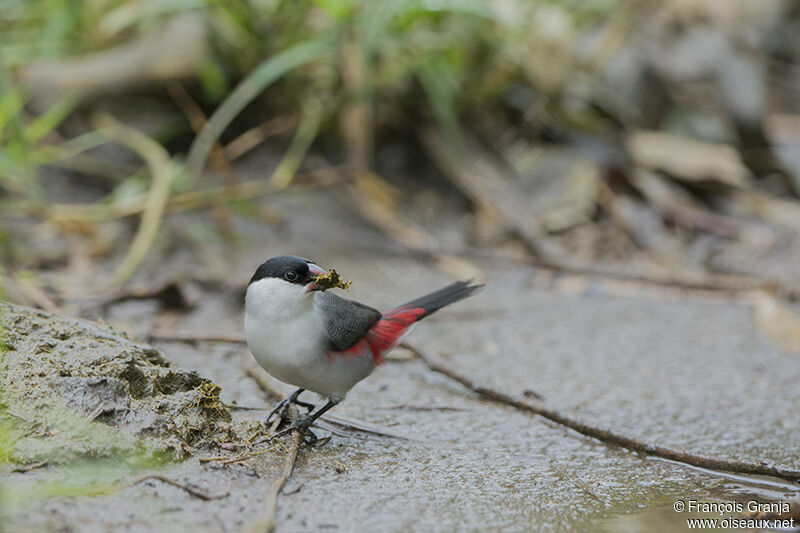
[{"xmin": 248, "ymin": 256, "xmax": 329, "ymax": 297}]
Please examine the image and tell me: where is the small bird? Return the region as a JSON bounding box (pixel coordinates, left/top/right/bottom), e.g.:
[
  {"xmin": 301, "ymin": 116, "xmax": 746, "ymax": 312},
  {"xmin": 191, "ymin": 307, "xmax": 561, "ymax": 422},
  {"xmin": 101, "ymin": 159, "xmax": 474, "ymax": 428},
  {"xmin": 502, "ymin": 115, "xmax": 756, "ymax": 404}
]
[{"xmin": 244, "ymin": 255, "xmax": 482, "ymax": 438}]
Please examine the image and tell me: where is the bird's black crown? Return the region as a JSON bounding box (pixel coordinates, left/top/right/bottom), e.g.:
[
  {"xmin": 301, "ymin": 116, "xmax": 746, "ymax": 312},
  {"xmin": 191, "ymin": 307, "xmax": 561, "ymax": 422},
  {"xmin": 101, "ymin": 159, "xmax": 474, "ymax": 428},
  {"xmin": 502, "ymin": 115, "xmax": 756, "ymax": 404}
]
[{"xmin": 249, "ymin": 256, "xmax": 318, "ymax": 286}]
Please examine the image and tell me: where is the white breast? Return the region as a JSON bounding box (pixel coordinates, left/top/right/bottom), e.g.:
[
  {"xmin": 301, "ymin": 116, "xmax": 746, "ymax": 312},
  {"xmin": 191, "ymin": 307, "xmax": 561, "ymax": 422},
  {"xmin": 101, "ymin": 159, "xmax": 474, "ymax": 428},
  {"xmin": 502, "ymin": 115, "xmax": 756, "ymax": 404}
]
[{"xmin": 245, "ymin": 278, "xmax": 326, "ymax": 388}]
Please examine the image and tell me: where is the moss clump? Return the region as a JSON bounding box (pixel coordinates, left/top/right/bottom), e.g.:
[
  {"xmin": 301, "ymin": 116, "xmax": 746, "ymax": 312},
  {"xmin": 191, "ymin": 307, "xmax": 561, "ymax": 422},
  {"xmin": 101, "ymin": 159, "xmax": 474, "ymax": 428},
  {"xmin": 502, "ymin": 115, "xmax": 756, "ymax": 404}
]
[
  {"xmin": 314, "ymin": 269, "xmax": 352, "ymax": 291},
  {"xmin": 192, "ymin": 381, "xmax": 225, "ymax": 416}
]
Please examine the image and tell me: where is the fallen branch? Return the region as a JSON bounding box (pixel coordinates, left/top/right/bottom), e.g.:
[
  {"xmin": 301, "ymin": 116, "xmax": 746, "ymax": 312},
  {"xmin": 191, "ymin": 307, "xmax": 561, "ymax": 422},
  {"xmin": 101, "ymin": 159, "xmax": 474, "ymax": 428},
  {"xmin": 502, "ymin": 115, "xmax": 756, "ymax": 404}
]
[
  {"xmin": 86, "ymin": 279, "xmax": 195, "ymax": 312},
  {"xmin": 402, "ymin": 341, "xmax": 800, "ymax": 483},
  {"xmin": 524, "ymin": 255, "xmax": 800, "ymax": 301},
  {"xmin": 19, "ymin": 14, "xmax": 208, "ymax": 108},
  {"xmin": 127, "ymin": 474, "xmax": 227, "ymax": 501},
  {"xmin": 241, "ymin": 431, "xmax": 301, "ymax": 533},
  {"xmin": 142, "ymin": 329, "xmax": 800, "ymax": 482},
  {"xmin": 198, "ymin": 455, "xmax": 228, "ymax": 463}
]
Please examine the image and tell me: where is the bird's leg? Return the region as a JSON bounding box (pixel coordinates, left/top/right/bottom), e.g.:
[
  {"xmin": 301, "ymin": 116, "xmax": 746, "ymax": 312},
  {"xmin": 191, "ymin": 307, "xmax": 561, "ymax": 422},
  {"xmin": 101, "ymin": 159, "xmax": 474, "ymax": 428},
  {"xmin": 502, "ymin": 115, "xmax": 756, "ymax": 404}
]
[
  {"xmin": 266, "ymin": 388, "xmax": 314, "ymax": 425},
  {"xmin": 265, "ymin": 393, "xmax": 293, "ymax": 424},
  {"xmin": 272, "ymin": 398, "xmax": 340, "ymax": 439},
  {"xmin": 291, "ymin": 392, "xmax": 316, "ymax": 412}
]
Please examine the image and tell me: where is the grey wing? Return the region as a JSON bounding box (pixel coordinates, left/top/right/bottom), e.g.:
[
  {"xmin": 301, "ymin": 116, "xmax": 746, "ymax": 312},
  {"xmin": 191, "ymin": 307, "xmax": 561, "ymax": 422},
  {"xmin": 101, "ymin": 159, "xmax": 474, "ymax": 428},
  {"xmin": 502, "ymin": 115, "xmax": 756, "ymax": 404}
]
[{"xmin": 315, "ymin": 292, "xmax": 381, "ymax": 352}]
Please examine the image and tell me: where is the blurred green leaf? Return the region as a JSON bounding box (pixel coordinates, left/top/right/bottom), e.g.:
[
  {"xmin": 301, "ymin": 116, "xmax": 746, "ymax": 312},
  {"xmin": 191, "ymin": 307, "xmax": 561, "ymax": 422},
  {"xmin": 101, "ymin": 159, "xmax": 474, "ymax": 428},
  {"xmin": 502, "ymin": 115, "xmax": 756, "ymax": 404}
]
[
  {"xmin": 417, "ymin": 55, "xmax": 460, "ymax": 138},
  {"xmin": 0, "ymin": 89, "xmax": 25, "ymax": 132},
  {"xmin": 27, "ymin": 95, "xmax": 77, "ymax": 143},
  {"xmin": 197, "ymin": 58, "xmax": 230, "ymax": 102},
  {"xmin": 39, "ymin": 0, "xmax": 75, "ymax": 58},
  {"xmin": 312, "ymin": 0, "xmax": 354, "ymax": 22}
]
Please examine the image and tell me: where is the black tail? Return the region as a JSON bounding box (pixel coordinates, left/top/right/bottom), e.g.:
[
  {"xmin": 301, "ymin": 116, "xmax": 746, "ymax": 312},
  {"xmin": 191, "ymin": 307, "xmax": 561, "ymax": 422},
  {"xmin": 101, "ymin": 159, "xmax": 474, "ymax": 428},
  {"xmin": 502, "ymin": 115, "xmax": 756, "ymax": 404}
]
[{"xmin": 398, "ymin": 280, "xmax": 482, "ymax": 319}]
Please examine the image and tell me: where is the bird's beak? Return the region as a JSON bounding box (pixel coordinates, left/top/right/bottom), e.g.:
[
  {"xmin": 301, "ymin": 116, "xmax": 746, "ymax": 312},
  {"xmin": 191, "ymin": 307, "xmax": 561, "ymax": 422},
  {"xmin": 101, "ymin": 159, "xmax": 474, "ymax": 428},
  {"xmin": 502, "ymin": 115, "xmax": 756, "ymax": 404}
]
[{"xmin": 305, "ymin": 263, "xmax": 327, "ymax": 292}]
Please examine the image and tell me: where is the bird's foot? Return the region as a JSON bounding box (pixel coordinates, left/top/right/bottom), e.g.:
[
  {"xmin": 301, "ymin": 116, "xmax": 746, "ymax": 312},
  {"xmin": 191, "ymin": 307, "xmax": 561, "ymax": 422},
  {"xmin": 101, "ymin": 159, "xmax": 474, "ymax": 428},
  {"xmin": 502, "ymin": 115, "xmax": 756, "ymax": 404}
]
[
  {"xmin": 265, "ymin": 398, "xmax": 292, "ymax": 426},
  {"xmin": 293, "ymin": 398, "xmax": 316, "ymax": 412},
  {"xmin": 270, "ymin": 398, "xmax": 339, "ymax": 444},
  {"xmin": 272, "ymin": 415, "xmax": 316, "ymax": 441},
  {"xmin": 266, "ymin": 389, "xmax": 315, "ymax": 426}
]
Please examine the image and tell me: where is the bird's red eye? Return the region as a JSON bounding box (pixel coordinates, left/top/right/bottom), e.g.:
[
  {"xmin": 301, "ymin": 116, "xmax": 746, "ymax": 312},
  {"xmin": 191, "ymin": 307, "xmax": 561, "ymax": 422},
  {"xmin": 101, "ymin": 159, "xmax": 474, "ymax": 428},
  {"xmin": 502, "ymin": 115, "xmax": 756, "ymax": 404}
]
[{"xmin": 284, "ymin": 271, "xmax": 298, "ymax": 281}]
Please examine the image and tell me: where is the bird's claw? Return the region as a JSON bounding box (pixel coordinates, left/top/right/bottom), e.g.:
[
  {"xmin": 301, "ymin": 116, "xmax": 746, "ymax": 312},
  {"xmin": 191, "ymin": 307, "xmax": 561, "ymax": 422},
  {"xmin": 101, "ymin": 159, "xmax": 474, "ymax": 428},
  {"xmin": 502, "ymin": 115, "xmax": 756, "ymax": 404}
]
[
  {"xmin": 265, "ymin": 398, "xmax": 292, "ymax": 425},
  {"xmin": 268, "ymin": 398, "xmax": 338, "ymax": 444},
  {"xmin": 294, "ymin": 399, "xmax": 316, "ymax": 412},
  {"xmin": 271, "ymin": 415, "xmax": 316, "ymax": 441},
  {"xmin": 265, "ymin": 390, "xmax": 316, "ymax": 426}
]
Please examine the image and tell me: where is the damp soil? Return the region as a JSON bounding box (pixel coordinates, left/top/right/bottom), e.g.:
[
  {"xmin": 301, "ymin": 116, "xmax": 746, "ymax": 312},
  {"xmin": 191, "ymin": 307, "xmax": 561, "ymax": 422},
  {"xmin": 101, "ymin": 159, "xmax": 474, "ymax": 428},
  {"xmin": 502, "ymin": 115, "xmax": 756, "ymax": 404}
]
[
  {"xmin": 1, "ymin": 302, "xmax": 240, "ymax": 465},
  {"xmin": 2, "ymin": 184, "xmax": 800, "ymax": 532}
]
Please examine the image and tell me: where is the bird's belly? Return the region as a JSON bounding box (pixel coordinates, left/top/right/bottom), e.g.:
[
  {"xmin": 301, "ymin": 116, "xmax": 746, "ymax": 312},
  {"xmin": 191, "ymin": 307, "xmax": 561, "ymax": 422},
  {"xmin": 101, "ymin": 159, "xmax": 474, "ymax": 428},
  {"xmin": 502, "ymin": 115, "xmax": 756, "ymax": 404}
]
[
  {"xmin": 245, "ymin": 313, "xmax": 376, "ymax": 400},
  {"xmin": 310, "ymin": 346, "xmax": 375, "ymax": 400},
  {"xmin": 245, "ymin": 312, "xmax": 325, "ymax": 388}
]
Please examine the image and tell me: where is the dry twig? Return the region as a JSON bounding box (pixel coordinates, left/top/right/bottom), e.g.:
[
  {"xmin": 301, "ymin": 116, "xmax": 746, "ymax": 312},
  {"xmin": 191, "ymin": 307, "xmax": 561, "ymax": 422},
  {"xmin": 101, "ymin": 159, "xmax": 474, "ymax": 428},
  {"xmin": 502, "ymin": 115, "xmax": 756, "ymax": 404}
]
[
  {"xmin": 241, "ymin": 431, "xmax": 301, "ymax": 533},
  {"xmin": 147, "ymin": 329, "xmax": 246, "ymax": 344},
  {"xmin": 10, "ymin": 462, "xmax": 48, "ymax": 473},
  {"xmin": 127, "ymin": 474, "xmax": 227, "ymax": 501},
  {"xmin": 223, "ymin": 115, "xmax": 297, "ymax": 161},
  {"xmin": 85, "ymin": 279, "xmax": 194, "ymax": 312},
  {"xmin": 402, "ymin": 341, "xmax": 800, "ymax": 483}
]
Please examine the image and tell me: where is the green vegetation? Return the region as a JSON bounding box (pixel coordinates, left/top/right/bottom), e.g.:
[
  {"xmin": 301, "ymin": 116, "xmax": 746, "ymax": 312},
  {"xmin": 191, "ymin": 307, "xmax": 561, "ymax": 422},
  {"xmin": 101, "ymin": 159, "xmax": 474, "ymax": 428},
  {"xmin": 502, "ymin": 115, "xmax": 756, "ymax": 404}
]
[
  {"xmin": 0, "ymin": 1, "xmax": 610, "ymax": 280},
  {"xmin": 2, "ymin": 1, "xmax": 798, "ymax": 284},
  {"xmin": 1, "ymin": 0, "xmax": 616, "ymax": 186}
]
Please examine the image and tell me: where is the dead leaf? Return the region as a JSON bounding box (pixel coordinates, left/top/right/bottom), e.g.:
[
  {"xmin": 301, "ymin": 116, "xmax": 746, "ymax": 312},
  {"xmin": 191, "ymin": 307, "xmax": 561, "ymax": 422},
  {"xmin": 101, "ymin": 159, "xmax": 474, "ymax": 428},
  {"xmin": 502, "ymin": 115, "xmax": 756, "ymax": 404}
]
[
  {"xmin": 730, "ymin": 191, "xmax": 800, "ymax": 229},
  {"xmin": 626, "ymin": 130, "xmax": 750, "ymax": 188},
  {"xmin": 751, "ymin": 291, "xmax": 800, "ymax": 354}
]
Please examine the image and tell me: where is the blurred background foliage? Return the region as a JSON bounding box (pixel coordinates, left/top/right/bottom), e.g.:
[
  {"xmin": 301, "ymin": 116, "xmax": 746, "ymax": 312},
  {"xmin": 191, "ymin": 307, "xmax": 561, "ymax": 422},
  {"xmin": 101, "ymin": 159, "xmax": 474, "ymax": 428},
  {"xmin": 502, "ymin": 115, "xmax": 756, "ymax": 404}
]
[
  {"xmin": 1, "ymin": 0, "xmax": 800, "ymax": 287},
  {"xmin": 3, "ymin": 0, "xmax": 800, "ymax": 519}
]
